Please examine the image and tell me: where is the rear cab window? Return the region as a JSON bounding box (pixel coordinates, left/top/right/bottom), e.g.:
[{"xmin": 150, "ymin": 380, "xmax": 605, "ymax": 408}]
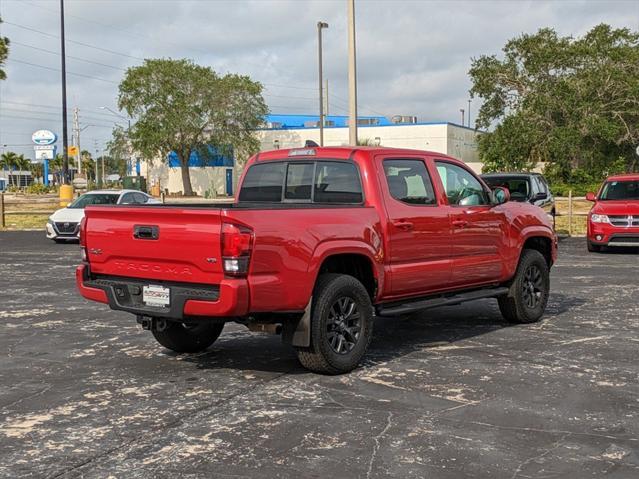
[
  {"xmin": 383, "ymin": 159, "xmax": 436, "ymax": 205},
  {"xmin": 239, "ymin": 160, "xmax": 363, "ymax": 204}
]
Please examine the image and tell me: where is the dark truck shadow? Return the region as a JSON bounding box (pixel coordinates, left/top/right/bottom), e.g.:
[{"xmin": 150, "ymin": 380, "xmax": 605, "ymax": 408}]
[{"xmin": 170, "ymin": 293, "xmax": 583, "ymax": 375}]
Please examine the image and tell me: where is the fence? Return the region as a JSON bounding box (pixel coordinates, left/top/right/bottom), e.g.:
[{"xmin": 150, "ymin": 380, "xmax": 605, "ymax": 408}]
[
  {"xmin": 1, "ymin": 191, "xmax": 590, "ymax": 234},
  {"xmin": 554, "ymin": 192, "xmax": 589, "ymax": 236},
  {"xmin": 1, "ymin": 193, "xmax": 59, "ymax": 228}
]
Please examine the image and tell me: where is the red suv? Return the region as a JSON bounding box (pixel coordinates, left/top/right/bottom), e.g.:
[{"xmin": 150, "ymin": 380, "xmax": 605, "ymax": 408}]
[{"xmin": 586, "ymin": 174, "xmax": 639, "ymax": 252}]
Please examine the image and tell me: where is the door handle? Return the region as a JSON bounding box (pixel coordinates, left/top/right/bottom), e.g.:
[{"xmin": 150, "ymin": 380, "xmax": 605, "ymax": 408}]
[
  {"xmin": 133, "ymin": 225, "xmax": 159, "ymax": 240},
  {"xmin": 393, "ymin": 220, "xmax": 414, "ymax": 231},
  {"xmin": 452, "ymin": 219, "xmax": 468, "ymax": 228}
]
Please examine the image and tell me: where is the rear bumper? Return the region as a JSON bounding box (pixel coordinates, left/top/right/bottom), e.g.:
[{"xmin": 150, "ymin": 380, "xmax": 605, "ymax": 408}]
[{"xmin": 76, "ymin": 264, "xmax": 249, "ymax": 319}]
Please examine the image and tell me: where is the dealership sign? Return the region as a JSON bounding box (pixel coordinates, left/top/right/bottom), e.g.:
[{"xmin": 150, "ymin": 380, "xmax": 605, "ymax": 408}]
[{"xmin": 31, "ymin": 129, "xmax": 57, "ymax": 145}]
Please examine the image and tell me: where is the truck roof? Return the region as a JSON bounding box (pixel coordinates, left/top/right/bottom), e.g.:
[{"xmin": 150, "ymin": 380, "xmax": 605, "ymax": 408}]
[
  {"xmin": 255, "ymin": 146, "xmax": 459, "ymax": 162},
  {"xmin": 605, "ymin": 173, "xmax": 639, "ymax": 182}
]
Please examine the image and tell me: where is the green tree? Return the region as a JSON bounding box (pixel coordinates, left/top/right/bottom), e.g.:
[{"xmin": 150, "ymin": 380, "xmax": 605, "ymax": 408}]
[
  {"xmin": 469, "ymin": 24, "xmax": 639, "ymax": 182},
  {"xmin": 0, "ymin": 151, "xmax": 18, "ymax": 171},
  {"xmin": 0, "ymin": 17, "xmax": 9, "ymax": 80},
  {"xmin": 117, "ymin": 58, "xmax": 268, "ymax": 195}
]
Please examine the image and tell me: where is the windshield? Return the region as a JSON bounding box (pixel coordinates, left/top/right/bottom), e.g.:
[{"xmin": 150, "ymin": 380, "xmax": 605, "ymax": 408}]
[
  {"xmin": 68, "ymin": 193, "xmax": 119, "ymax": 209},
  {"xmin": 599, "ymin": 180, "xmax": 639, "ymax": 201},
  {"xmin": 483, "ymin": 176, "xmax": 530, "ymax": 202}
]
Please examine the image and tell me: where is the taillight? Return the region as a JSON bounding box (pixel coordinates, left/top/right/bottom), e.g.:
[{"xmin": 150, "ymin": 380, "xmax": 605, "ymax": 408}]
[
  {"xmin": 79, "ymin": 217, "xmax": 88, "ymax": 263},
  {"xmin": 221, "ymin": 222, "xmax": 253, "ymax": 276},
  {"xmin": 79, "ymin": 217, "xmax": 87, "ymax": 246}
]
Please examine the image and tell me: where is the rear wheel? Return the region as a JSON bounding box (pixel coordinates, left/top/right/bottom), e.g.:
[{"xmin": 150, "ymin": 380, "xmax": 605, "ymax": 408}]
[
  {"xmin": 498, "ymin": 249, "xmax": 550, "ymax": 324},
  {"xmin": 152, "ymin": 321, "xmax": 224, "ymax": 353},
  {"xmin": 295, "ymin": 274, "xmax": 373, "ymax": 374},
  {"xmin": 587, "ymin": 240, "xmax": 602, "ymax": 253}
]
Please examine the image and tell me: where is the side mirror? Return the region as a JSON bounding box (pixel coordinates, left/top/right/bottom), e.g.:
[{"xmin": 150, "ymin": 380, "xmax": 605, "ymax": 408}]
[
  {"xmin": 532, "ymin": 192, "xmax": 548, "ymax": 202},
  {"xmin": 586, "ymin": 192, "xmax": 596, "ymax": 202},
  {"xmin": 492, "ymin": 186, "xmax": 510, "ymax": 205}
]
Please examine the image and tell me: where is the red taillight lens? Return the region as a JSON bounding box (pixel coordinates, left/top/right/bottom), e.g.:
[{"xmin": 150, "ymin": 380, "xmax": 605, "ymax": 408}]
[
  {"xmin": 221, "ymin": 222, "xmax": 253, "ymax": 276},
  {"xmin": 79, "ymin": 217, "xmax": 87, "ymax": 247}
]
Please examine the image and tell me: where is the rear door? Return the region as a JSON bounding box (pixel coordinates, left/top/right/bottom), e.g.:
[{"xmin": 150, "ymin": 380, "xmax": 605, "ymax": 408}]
[
  {"xmin": 377, "ymin": 155, "xmax": 453, "ymax": 297},
  {"xmin": 84, "ymin": 206, "xmax": 225, "ymax": 284},
  {"xmin": 434, "ymin": 160, "xmax": 507, "ymax": 287}
]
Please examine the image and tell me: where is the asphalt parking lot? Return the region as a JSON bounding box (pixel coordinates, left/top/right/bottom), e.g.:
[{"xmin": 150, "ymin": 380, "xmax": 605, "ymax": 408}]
[{"xmin": 0, "ymin": 232, "xmax": 638, "ymax": 478}]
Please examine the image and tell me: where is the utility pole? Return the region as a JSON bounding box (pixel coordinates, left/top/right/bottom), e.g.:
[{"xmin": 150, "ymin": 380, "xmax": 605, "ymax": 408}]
[
  {"xmin": 347, "ymin": 0, "xmax": 358, "ymax": 145},
  {"xmin": 73, "ymin": 107, "xmax": 81, "ymax": 175},
  {"xmin": 60, "ymin": 0, "xmax": 69, "ymax": 184},
  {"xmin": 94, "ymin": 140, "xmax": 100, "ymax": 188},
  {"xmin": 460, "ymin": 108, "xmax": 465, "ymax": 126},
  {"xmin": 324, "ymin": 79, "xmax": 329, "ymax": 118},
  {"xmin": 468, "ymin": 99, "xmax": 471, "ymax": 128},
  {"xmin": 317, "ymin": 21, "xmax": 329, "ymax": 147}
]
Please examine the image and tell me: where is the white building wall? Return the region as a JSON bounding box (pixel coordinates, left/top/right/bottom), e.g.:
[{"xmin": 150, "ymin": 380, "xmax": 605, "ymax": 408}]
[
  {"xmin": 141, "ymin": 157, "xmax": 231, "ymax": 196},
  {"xmin": 141, "ymin": 123, "xmax": 483, "ymax": 196},
  {"xmin": 256, "ymin": 123, "xmax": 483, "ymax": 171}
]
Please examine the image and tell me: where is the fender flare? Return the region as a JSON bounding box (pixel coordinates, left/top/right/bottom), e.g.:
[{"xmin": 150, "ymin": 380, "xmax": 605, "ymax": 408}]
[
  {"xmin": 287, "ymin": 240, "xmax": 384, "ymax": 348},
  {"xmin": 518, "ymin": 226, "xmax": 557, "ymax": 264}
]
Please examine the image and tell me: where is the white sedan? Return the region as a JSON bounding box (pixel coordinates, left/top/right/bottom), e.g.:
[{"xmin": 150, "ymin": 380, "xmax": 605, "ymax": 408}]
[{"xmin": 46, "ymin": 189, "xmax": 161, "ymax": 242}]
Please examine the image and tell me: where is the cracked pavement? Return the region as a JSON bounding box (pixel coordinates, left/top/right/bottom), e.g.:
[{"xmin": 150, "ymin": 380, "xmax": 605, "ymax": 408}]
[{"xmin": 0, "ymin": 232, "xmax": 638, "ymax": 478}]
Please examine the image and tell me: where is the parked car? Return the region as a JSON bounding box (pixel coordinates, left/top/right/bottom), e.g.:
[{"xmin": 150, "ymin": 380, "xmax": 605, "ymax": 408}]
[
  {"xmin": 586, "ymin": 173, "xmax": 639, "ymax": 252},
  {"xmin": 481, "ymin": 172, "xmax": 555, "ymax": 222},
  {"xmin": 77, "ymin": 147, "xmax": 557, "ymax": 374},
  {"xmin": 47, "ymin": 189, "xmax": 160, "ymax": 242}
]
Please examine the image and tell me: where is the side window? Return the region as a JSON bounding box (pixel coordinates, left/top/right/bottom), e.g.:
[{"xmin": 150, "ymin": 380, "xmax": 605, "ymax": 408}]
[
  {"xmin": 238, "ymin": 162, "xmax": 285, "ymax": 202},
  {"xmin": 535, "ymin": 176, "xmax": 548, "ymax": 195},
  {"xmin": 133, "ymin": 193, "xmax": 148, "ymax": 204},
  {"xmin": 383, "ymin": 159, "xmax": 436, "ymax": 205},
  {"xmin": 119, "ymin": 193, "xmax": 135, "ymax": 204},
  {"xmin": 435, "ymin": 161, "xmax": 489, "ymax": 206},
  {"xmin": 285, "ymin": 163, "xmax": 314, "ymax": 201},
  {"xmin": 314, "ymin": 161, "xmax": 362, "ymax": 204}
]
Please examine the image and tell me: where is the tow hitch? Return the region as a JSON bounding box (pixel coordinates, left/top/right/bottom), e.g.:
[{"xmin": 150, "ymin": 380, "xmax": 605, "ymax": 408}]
[{"xmin": 136, "ymin": 316, "xmax": 169, "ymax": 332}]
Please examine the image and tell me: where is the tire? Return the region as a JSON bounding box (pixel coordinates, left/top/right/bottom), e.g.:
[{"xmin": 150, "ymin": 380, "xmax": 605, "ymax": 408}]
[
  {"xmin": 498, "ymin": 249, "xmax": 550, "ymax": 324},
  {"xmin": 587, "ymin": 240, "xmax": 602, "ymax": 253},
  {"xmin": 295, "ymin": 274, "xmax": 374, "ymax": 375},
  {"xmin": 152, "ymin": 321, "xmax": 225, "ymax": 353}
]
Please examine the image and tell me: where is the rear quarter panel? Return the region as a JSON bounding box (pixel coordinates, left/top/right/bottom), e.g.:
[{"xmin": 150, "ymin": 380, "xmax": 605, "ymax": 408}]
[{"xmin": 228, "ymin": 206, "xmax": 383, "ymax": 312}]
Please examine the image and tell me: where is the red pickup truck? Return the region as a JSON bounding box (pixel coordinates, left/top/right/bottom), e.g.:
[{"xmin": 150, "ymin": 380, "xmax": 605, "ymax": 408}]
[{"xmin": 77, "ymin": 147, "xmax": 557, "ymax": 374}]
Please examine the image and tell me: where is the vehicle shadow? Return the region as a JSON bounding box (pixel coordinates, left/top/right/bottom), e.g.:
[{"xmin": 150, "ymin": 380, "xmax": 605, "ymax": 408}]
[
  {"xmin": 169, "ymin": 293, "xmax": 581, "ymax": 375},
  {"xmin": 599, "ymin": 246, "xmax": 639, "ymax": 254}
]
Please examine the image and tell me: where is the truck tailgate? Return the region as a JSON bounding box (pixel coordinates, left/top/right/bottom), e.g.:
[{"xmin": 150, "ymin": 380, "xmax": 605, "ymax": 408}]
[{"xmin": 84, "ymin": 206, "xmax": 225, "ymax": 284}]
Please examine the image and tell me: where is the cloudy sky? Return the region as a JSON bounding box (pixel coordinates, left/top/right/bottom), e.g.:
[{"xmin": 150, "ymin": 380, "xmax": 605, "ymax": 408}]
[{"xmin": 1, "ymin": 0, "xmax": 638, "ymax": 159}]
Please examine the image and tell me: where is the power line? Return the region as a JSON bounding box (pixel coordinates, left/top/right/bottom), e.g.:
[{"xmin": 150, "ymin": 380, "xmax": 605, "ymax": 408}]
[
  {"xmin": 3, "ymin": 21, "xmax": 145, "ymax": 61},
  {"xmin": 11, "ymin": 41, "xmax": 128, "ymax": 71},
  {"xmin": 0, "ymin": 102, "xmax": 129, "ymax": 122},
  {"xmin": 7, "ymin": 58, "xmax": 118, "ymax": 84}
]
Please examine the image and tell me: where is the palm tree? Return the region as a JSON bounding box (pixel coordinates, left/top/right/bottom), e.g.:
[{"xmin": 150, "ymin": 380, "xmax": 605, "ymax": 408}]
[{"xmin": 1, "ymin": 152, "xmax": 19, "ymax": 186}]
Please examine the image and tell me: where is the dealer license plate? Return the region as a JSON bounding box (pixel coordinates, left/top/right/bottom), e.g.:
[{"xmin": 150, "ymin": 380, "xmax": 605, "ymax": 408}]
[{"xmin": 143, "ymin": 285, "xmax": 170, "ymax": 307}]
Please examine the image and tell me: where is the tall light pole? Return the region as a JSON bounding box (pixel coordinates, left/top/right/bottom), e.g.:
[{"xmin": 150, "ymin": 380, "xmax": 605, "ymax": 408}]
[
  {"xmin": 347, "ymin": 0, "xmax": 358, "ymax": 145},
  {"xmin": 468, "ymin": 99, "xmax": 471, "ymax": 128},
  {"xmin": 317, "ymin": 21, "xmax": 329, "ymax": 147},
  {"xmin": 460, "ymin": 108, "xmax": 465, "ymax": 126},
  {"xmin": 60, "ymin": 0, "xmax": 69, "ymax": 184}
]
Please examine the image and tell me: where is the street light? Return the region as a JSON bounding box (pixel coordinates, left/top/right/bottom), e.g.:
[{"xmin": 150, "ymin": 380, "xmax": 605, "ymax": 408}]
[
  {"xmin": 347, "ymin": 0, "xmax": 358, "ymax": 146},
  {"xmin": 317, "ymin": 21, "xmax": 329, "ymax": 147}
]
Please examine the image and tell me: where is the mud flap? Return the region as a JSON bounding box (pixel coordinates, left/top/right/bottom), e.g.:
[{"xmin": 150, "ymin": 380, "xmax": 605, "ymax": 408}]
[{"xmin": 282, "ymin": 297, "xmax": 312, "ymax": 347}]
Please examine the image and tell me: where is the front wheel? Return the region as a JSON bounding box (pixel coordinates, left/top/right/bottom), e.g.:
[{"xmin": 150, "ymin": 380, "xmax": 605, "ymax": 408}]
[
  {"xmin": 295, "ymin": 274, "xmax": 374, "ymax": 374},
  {"xmin": 152, "ymin": 321, "xmax": 225, "ymax": 353},
  {"xmin": 498, "ymin": 249, "xmax": 550, "ymax": 324}
]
